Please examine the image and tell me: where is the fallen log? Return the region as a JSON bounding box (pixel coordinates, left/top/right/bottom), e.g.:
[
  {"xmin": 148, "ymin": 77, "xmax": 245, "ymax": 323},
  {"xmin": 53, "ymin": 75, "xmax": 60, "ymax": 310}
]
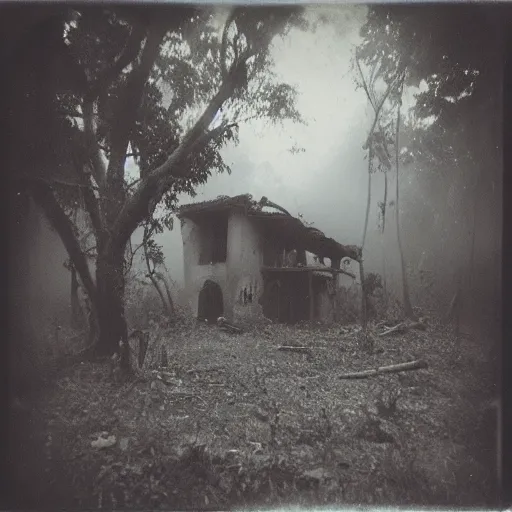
[
  {"xmin": 338, "ymin": 359, "xmax": 427, "ymax": 379},
  {"xmin": 277, "ymin": 346, "xmax": 311, "ymax": 354},
  {"xmin": 186, "ymin": 367, "xmax": 224, "ymax": 374},
  {"xmin": 379, "ymin": 320, "xmax": 427, "ymax": 337},
  {"xmin": 379, "ymin": 323, "xmax": 406, "ymax": 336}
]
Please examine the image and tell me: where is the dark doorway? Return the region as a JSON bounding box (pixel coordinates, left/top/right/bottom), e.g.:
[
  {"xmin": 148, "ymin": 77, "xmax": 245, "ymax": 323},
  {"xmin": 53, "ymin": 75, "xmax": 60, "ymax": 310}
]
[
  {"xmin": 261, "ymin": 279, "xmax": 282, "ymax": 321},
  {"xmin": 261, "ymin": 273, "xmax": 309, "ymax": 324},
  {"xmin": 197, "ymin": 280, "xmax": 224, "ymax": 322}
]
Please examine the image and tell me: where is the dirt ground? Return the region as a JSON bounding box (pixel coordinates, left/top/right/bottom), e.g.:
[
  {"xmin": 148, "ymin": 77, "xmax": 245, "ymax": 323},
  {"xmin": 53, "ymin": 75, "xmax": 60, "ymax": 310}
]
[{"xmin": 7, "ymin": 319, "xmax": 500, "ymax": 509}]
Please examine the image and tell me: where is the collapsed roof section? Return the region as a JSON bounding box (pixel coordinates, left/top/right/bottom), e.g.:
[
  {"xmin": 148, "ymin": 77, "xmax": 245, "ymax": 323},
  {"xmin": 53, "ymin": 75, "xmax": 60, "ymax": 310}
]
[{"xmin": 177, "ymin": 194, "xmax": 362, "ymax": 263}]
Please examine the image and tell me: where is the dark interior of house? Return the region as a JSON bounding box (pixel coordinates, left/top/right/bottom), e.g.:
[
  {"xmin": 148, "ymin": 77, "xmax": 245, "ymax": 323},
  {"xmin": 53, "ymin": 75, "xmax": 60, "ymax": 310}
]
[
  {"xmin": 196, "ymin": 212, "xmax": 228, "ymax": 265},
  {"xmin": 261, "ymin": 272, "xmax": 310, "ymax": 324},
  {"xmin": 197, "ymin": 280, "xmax": 224, "ymax": 322}
]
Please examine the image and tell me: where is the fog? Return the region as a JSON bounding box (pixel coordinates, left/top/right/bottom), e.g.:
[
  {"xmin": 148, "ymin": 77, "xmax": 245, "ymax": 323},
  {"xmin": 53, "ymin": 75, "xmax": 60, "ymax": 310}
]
[
  {"xmin": 127, "ymin": 6, "xmax": 429, "ymax": 291},
  {"xmin": 18, "ymin": 5, "xmax": 502, "ymax": 338},
  {"xmin": 132, "ymin": 5, "xmax": 386, "ymax": 284}
]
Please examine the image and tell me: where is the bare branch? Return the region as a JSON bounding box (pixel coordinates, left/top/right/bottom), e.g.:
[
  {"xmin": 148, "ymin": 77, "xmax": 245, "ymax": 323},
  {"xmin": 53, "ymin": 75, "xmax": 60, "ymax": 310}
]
[
  {"xmin": 106, "ymin": 22, "xmax": 168, "ymax": 216},
  {"xmin": 124, "ymin": 238, "xmax": 144, "ymax": 276},
  {"xmin": 17, "ymin": 170, "xmax": 105, "ymax": 256},
  {"xmin": 126, "ymin": 178, "xmax": 142, "ymax": 190},
  {"xmin": 194, "ymin": 121, "xmax": 238, "ymax": 150},
  {"xmin": 58, "ymin": 108, "xmax": 84, "ymax": 118},
  {"xmin": 362, "ymin": 75, "xmax": 399, "ymax": 151},
  {"xmin": 355, "ymin": 56, "xmax": 376, "ymax": 111}
]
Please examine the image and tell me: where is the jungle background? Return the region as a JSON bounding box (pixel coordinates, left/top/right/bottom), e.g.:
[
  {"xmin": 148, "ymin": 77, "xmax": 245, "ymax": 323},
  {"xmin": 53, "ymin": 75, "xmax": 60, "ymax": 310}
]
[{"xmin": 4, "ymin": 3, "xmax": 505, "ymax": 509}]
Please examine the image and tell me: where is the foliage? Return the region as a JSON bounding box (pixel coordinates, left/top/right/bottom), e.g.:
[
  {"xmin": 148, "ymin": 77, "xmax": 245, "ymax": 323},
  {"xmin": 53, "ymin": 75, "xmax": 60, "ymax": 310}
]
[
  {"xmin": 355, "ymin": 5, "xmax": 504, "ymax": 323},
  {"xmin": 357, "ymin": 4, "xmax": 502, "ymax": 194},
  {"xmin": 333, "ymin": 284, "xmax": 361, "ymax": 325},
  {"xmin": 357, "ymin": 5, "xmax": 502, "ymax": 208},
  {"xmin": 74, "ymin": 6, "xmax": 305, "ymax": 239},
  {"xmin": 363, "ymin": 272, "xmax": 383, "ymax": 298},
  {"xmin": 125, "ymin": 276, "xmax": 159, "ymax": 330},
  {"xmin": 16, "ymin": 6, "xmax": 309, "ymax": 355},
  {"xmin": 64, "ymin": 6, "xmax": 306, "ymax": 218}
]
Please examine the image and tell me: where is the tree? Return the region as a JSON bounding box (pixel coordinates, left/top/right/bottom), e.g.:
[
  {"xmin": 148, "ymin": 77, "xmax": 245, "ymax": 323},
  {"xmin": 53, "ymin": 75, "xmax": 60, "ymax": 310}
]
[
  {"xmin": 392, "ymin": 77, "xmax": 415, "ymax": 318},
  {"xmin": 356, "ymin": 4, "xmax": 505, "ymax": 322},
  {"xmin": 10, "ymin": 6, "xmax": 307, "ymax": 369},
  {"xmin": 353, "ymin": 52, "xmax": 400, "ymax": 327},
  {"xmin": 5, "ymin": 6, "xmax": 94, "ymax": 396}
]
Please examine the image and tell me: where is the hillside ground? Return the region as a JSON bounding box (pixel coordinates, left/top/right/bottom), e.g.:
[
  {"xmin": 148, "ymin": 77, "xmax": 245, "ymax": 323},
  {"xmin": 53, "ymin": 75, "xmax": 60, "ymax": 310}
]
[{"xmin": 8, "ymin": 318, "xmax": 500, "ymax": 509}]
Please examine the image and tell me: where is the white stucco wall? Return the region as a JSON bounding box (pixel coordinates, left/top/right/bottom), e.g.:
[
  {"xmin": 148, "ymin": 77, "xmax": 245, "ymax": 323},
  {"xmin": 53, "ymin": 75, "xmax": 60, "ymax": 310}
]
[
  {"xmin": 180, "ymin": 211, "xmax": 266, "ymax": 322},
  {"xmin": 227, "ymin": 212, "xmax": 265, "ymax": 323},
  {"xmin": 180, "ymin": 217, "xmax": 227, "ymax": 317}
]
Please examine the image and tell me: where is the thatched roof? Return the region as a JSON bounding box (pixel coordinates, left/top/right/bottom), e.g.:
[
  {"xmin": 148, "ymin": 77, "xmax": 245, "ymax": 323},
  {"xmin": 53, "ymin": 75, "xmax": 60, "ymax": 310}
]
[{"xmin": 177, "ymin": 194, "xmax": 361, "ymax": 262}]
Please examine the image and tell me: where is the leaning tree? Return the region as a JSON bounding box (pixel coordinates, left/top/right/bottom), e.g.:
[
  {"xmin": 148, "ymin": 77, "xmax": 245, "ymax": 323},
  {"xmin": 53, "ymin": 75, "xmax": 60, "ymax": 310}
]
[{"xmin": 8, "ymin": 6, "xmax": 307, "ymax": 369}]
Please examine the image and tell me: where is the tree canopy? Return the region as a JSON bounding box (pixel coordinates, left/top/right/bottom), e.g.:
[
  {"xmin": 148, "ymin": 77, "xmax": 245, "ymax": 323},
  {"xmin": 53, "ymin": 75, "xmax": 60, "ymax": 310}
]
[
  {"xmin": 356, "ymin": 4, "xmax": 505, "ymax": 316},
  {"xmin": 6, "ymin": 5, "xmax": 309, "ymax": 356},
  {"xmin": 358, "ymin": 5, "xmax": 504, "ymax": 163}
]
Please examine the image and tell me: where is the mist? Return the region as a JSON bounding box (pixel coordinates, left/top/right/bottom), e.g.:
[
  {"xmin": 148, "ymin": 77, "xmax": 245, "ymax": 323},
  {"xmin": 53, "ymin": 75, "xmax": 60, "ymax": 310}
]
[
  {"xmin": 7, "ymin": 5, "xmax": 503, "ymax": 508},
  {"xmin": 16, "ymin": 4, "xmax": 502, "ymax": 337},
  {"xmin": 140, "ymin": 5, "xmax": 373, "ymax": 285}
]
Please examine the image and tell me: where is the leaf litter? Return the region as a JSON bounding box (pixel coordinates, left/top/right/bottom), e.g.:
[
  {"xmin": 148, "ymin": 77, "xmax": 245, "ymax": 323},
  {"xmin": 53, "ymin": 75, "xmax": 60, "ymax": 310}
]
[{"xmin": 9, "ymin": 320, "xmax": 499, "ymax": 509}]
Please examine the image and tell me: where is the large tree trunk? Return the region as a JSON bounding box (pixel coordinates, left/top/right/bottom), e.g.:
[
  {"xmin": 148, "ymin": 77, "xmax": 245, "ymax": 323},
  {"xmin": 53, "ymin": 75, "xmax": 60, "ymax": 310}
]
[{"xmin": 95, "ymin": 246, "xmax": 129, "ymax": 360}]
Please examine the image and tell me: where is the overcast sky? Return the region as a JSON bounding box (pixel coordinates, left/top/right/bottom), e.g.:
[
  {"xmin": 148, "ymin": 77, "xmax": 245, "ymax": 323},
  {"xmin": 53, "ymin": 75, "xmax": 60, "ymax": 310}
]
[{"xmin": 131, "ymin": 5, "xmax": 420, "ymax": 285}]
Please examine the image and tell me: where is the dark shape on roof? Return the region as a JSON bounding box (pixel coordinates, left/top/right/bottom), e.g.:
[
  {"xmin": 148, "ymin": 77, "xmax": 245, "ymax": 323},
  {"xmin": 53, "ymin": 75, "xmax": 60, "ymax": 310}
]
[{"xmin": 177, "ymin": 194, "xmax": 362, "ymax": 263}]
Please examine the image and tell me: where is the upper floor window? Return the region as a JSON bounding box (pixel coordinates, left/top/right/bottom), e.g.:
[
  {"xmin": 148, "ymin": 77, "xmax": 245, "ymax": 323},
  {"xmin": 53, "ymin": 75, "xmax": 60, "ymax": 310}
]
[{"xmin": 197, "ymin": 212, "xmax": 228, "ymax": 265}]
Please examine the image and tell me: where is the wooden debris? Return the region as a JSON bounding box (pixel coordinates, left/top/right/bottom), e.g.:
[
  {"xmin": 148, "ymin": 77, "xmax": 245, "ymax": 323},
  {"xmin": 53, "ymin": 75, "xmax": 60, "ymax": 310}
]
[
  {"xmin": 277, "ymin": 346, "xmax": 311, "ymax": 354},
  {"xmin": 379, "ymin": 323, "xmax": 406, "ymax": 336},
  {"xmin": 186, "ymin": 367, "xmax": 223, "ymax": 374},
  {"xmin": 217, "ymin": 317, "xmax": 243, "ymax": 333},
  {"xmin": 338, "ymin": 359, "xmax": 427, "ymax": 379},
  {"xmin": 379, "ymin": 319, "xmax": 427, "ymax": 337}
]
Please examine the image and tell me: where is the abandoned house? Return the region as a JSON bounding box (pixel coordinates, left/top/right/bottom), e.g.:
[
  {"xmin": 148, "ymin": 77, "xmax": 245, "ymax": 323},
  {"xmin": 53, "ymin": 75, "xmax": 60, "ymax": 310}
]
[{"xmin": 177, "ymin": 194, "xmax": 362, "ymax": 325}]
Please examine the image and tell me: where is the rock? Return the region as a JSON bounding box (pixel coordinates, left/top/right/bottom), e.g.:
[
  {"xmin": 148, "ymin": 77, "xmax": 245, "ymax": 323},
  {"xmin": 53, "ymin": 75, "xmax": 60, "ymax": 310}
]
[
  {"xmin": 119, "ymin": 437, "xmax": 129, "ymax": 452},
  {"xmin": 91, "ymin": 435, "xmax": 117, "ymax": 449}
]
